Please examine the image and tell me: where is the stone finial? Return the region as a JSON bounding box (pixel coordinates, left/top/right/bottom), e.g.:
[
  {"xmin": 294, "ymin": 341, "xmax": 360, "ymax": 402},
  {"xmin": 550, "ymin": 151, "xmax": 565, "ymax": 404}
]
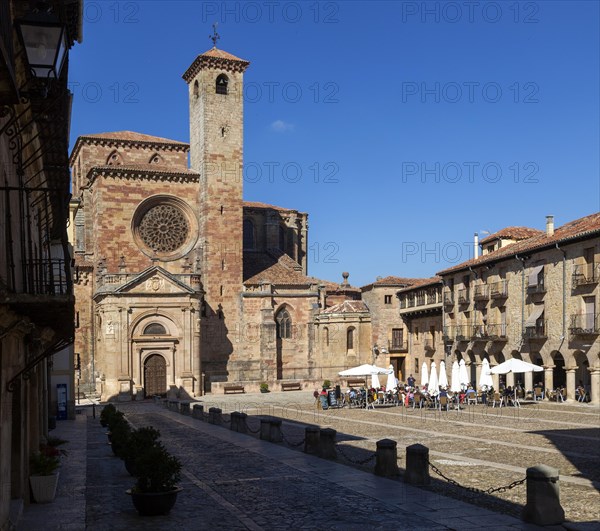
[{"xmin": 341, "ymin": 272, "xmax": 350, "ymax": 286}]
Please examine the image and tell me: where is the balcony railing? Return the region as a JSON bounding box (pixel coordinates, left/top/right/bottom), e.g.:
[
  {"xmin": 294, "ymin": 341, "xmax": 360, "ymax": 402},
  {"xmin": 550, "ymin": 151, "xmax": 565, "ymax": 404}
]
[
  {"xmin": 572, "ymin": 263, "xmax": 600, "ymax": 288},
  {"xmin": 569, "ymin": 313, "xmax": 600, "ymax": 335},
  {"xmin": 490, "ymin": 280, "xmax": 508, "ymax": 299},
  {"xmin": 443, "ymin": 290, "xmax": 454, "ymax": 306},
  {"xmin": 473, "ymin": 285, "xmax": 489, "ymax": 301},
  {"xmin": 22, "ymin": 259, "xmax": 70, "ymax": 296},
  {"xmin": 457, "ymin": 288, "xmax": 470, "ymax": 304},
  {"xmin": 442, "ymin": 326, "xmax": 453, "ymax": 342},
  {"xmin": 487, "ymin": 323, "xmax": 508, "ymax": 340},
  {"xmin": 455, "ymin": 325, "xmax": 470, "ymax": 341},
  {"xmin": 523, "ymin": 319, "xmax": 547, "ymax": 339},
  {"xmin": 527, "ymin": 277, "xmax": 546, "ymax": 294}
]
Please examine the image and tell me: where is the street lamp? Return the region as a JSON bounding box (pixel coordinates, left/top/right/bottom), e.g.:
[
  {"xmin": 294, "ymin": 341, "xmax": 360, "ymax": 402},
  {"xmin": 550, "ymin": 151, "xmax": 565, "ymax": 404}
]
[{"xmin": 15, "ymin": 3, "xmax": 68, "ymax": 81}]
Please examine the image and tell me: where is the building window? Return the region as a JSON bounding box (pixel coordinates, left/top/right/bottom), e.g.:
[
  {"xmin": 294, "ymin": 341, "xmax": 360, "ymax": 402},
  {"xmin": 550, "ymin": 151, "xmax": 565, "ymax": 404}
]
[
  {"xmin": 346, "ymin": 327, "xmax": 354, "ymax": 351},
  {"xmin": 414, "ymin": 326, "xmax": 419, "ymax": 341},
  {"xmin": 391, "ymin": 328, "xmax": 403, "ymax": 349},
  {"xmin": 323, "ymin": 327, "xmax": 329, "ymax": 347},
  {"xmin": 216, "ymin": 73, "xmax": 229, "ymax": 94},
  {"xmin": 243, "ymin": 218, "xmax": 255, "ymax": 249},
  {"xmin": 415, "ymin": 358, "xmax": 419, "ymax": 373},
  {"xmin": 276, "ymin": 308, "xmax": 292, "ymax": 339},
  {"xmin": 384, "ymin": 295, "xmax": 392, "ymax": 304},
  {"xmin": 143, "ymin": 323, "xmax": 166, "ymax": 335}
]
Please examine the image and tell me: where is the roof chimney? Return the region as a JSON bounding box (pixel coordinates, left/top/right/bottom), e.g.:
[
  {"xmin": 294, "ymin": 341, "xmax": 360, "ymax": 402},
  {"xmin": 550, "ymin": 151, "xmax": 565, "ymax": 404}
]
[
  {"xmin": 473, "ymin": 232, "xmax": 479, "ymax": 259},
  {"xmin": 546, "ymin": 215, "xmax": 554, "ymax": 236},
  {"xmin": 341, "ymin": 272, "xmax": 350, "ymax": 287}
]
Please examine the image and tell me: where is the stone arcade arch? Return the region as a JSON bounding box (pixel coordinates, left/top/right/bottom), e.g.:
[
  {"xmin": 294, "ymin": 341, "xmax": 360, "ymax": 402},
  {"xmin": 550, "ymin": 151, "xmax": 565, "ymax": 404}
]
[{"xmin": 551, "ymin": 351, "xmax": 566, "ymax": 390}]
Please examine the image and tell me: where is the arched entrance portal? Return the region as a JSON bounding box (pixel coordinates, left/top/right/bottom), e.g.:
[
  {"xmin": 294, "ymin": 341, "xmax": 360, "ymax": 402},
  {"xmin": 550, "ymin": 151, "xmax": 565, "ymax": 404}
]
[{"xmin": 144, "ymin": 354, "xmax": 167, "ymax": 397}]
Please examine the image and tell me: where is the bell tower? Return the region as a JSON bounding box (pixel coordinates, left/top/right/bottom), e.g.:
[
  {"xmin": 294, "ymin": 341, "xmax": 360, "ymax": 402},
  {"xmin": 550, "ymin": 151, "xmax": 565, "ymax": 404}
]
[{"xmin": 182, "ymin": 38, "xmax": 250, "ymax": 371}]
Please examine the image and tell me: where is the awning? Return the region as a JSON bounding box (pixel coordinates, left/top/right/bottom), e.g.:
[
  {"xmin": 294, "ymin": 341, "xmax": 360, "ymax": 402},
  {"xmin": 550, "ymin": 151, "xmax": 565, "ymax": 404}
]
[
  {"xmin": 528, "ymin": 265, "xmax": 544, "ymax": 287},
  {"xmin": 525, "ymin": 304, "xmax": 545, "ymax": 327}
]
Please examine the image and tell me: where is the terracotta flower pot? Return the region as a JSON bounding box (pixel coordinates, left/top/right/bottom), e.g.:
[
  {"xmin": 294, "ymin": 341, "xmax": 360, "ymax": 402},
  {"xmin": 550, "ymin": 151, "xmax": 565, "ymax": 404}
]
[{"xmin": 30, "ymin": 472, "xmax": 59, "ymax": 503}]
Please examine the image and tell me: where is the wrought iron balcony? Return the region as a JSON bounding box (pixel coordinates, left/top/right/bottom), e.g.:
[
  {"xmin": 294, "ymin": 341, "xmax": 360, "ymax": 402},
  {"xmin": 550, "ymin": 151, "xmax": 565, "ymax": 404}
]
[
  {"xmin": 442, "ymin": 326, "xmax": 453, "ymax": 342},
  {"xmin": 572, "ymin": 263, "xmax": 600, "ymax": 288},
  {"xmin": 523, "ymin": 319, "xmax": 547, "ymax": 339},
  {"xmin": 527, "ymin": 277, "xmax": 546, "ymax": 294},
  {"xmin": 22, "ymin": 259, "xmax": 70, "ymax": 296},
  {"xmin": 443, "ymin": 290, "xmax": 454, "ymax": 307},
  {"xmin": 455, "ymin": 325, "xmax": 470, "ymax": 342},
  {"xmin": 569, "ymin": 313, "xmax": 600, "ymax": 335},
  {"xmin": 457, "ymin": 288, "xmax": 470, "ymax": 304},
  {"xmin": 473, "ymin": 285, "xmax": 489, "ymax": 301},
  {"xmin": 490, "ymin": 280, "xmax": 508, "ymax": 299},
  {"xmin": 487, "ymin": 323, "xmax": 508, "ymax": 340}
]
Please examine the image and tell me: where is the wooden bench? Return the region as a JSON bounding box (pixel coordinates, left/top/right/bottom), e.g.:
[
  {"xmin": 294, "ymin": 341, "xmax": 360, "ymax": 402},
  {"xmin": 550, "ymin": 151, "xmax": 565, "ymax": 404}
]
[
  {"xmin": 223, "ymin": 384, "xmax": 245, "ymax": 394},
  {"xmin": 346, "ymin": 378, "xmax": 366, "ymax": 387},
  {"xmin": 281, "ymin": 382, "xmax": 302, "ymax": 391}
]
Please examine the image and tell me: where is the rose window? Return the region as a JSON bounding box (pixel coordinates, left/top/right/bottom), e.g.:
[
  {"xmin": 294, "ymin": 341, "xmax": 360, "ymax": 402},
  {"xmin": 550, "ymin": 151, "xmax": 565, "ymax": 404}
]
[{"xmin": 138, "ymin": 204, "xmax": 189, "ymax": 253}]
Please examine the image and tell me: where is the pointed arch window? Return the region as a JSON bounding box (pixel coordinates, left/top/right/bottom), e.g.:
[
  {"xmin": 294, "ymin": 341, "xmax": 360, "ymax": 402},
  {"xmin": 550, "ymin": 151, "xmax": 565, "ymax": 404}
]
[
  {"xmin": 216, "ymin": 74, "xmax": 229, "ymax": 95},
  {"xmin": 323, "ymin": 327, "xmax": 329, "ymax": 347},
  {"xmin": 243, "ymin": 218, "xmax": 255, "ymax": 250},
  {"xmin": 143, "ymin": 323, "xmax": 167, "ymax": 335},
  {"xmin": 276, "ymin": 308, "xmax": 292, "ymax": 339}
]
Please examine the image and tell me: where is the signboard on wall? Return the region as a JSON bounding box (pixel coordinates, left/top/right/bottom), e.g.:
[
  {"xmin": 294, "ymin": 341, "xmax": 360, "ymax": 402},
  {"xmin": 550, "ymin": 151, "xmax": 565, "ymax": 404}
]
[{"xmin": 57, "ymin": 383, "xmax": 68, "ymax": 420}]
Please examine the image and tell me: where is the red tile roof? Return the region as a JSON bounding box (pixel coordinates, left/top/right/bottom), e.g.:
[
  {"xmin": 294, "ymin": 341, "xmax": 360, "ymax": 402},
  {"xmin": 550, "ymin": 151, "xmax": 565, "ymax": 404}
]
[
  {"xmin": 396, "ymin": 276, "xmax": 443, "ymax": 293},
  {"xmin": 480, "ymin": 227, "xmax": 543, "ymax": 245},
  {"xmin": 243, "ymin": 201, "xmax": 299, "ymax": 212},
  {"xmin": 438, "ymin": 212, "xmax": 600, "ymax": 276},
  {"xmin": 361, "ymin": 276, "xmax": 423, "ymax": 291},
  {"xmin": 79, "ymin": 131, "xmax": 188, "ymax": 145},
  {"xmin": 244, "ymin": 251, "xmax": 320, "ymax": 286},
  {"xmin": 182, "ymin": 47, "xmax": 250, "ymax": 81},
  {"xmin": 321, "ymin": 300, "xmax": 370, "ymax": 314}
]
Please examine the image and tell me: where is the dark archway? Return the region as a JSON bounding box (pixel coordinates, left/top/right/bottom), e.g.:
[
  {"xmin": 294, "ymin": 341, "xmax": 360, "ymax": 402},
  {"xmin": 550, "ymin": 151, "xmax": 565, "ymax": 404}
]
[
  {"xmin": 552, "ymin": 351, "xmax": 566, "ymax": 388},
  {"xmin": 144, "ymin": 354, "xmax": 167, "ymax": 397}
]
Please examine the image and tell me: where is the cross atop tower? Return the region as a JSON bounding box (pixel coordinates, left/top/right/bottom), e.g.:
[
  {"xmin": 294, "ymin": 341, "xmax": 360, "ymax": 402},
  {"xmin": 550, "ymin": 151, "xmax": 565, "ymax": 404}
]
[{"xmin": 209, "ymin": 22, "xmax": 220, "ymax": 48}]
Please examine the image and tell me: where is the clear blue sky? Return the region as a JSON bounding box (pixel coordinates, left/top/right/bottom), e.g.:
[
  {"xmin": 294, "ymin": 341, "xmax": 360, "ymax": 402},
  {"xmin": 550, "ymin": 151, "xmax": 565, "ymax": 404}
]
[{"xmin": 68, "ymin": 0, "xmax": 600, "ymax": 287}]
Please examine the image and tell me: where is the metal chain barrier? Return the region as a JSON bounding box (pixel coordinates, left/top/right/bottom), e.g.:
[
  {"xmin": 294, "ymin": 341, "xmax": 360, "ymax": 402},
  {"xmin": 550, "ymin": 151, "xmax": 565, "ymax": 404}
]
[
  {"xmin": 428, "ymin": 460, "xmax": 526, "ymax": 495},
  {"xmin": 336, "ymin": 443, "xmax": 376, "ymax": 465},
  {"xmin": 281, "ymin": 429, "xmax": 305, "ymax": 448}
]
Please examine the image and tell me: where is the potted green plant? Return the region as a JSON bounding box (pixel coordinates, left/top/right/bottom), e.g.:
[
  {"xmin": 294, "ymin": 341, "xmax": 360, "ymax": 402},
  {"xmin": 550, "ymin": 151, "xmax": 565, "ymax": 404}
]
[
  {"xmin": 127, "ymin": 442, "xmax": 182, "ymax": 516},
  {"xmin": 122, "ymin": 426, "xmax": 161, "ymax": 476},
  {"xmin": 100, "ymin": 403, "xmax": 117, "ymax": 427},
  {"xmin": 323, "ymin": 379, "xmax": 332, "ymax": 389},
  {"xmin": 29, "ymin": 451, "xmax": 60, "ymax": 503},
  {"xmin": 259, "ymin": 382, "xmax": 269, "ymax": 393},
  {"xmin": 109, "ymin": 418, "xmax": 131, "ymax": 458}
]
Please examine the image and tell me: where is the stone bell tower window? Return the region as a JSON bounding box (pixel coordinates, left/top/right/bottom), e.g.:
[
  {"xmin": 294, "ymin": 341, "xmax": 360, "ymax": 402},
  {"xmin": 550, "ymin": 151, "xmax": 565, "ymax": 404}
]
[{"xmin": 216, "ymin": 74, "xmax": 229, "ymax": 95}]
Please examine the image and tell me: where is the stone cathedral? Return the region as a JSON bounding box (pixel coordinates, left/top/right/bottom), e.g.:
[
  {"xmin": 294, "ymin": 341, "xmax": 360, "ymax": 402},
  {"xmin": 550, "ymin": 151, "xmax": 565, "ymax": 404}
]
[{"xmin": 70, "ymin": 46, "xmax": 372, "ymax": 400}]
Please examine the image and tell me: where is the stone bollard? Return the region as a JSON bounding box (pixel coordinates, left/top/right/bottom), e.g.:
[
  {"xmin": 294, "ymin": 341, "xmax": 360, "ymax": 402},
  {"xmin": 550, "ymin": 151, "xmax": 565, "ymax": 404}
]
[
  {"xmin": 168, "ymin": 400, "xmax": 178, "ymax": 411},
  {"xmin": 208, "ymin": 407, "xmax": 222, "ymax": 425},
  {"xmin": 270, "ymin": 419, "xmax": 283, "ymax": 443},
  {"xmin": 164, "ymin": 399, "xmax": 169, "ymax": 408},
  {"xmin": 260, "ymin": 418, "xmax": 271, "ymax": 441},
  {"xmin": 192, "ymin": 404, "xmax": 204, "ymax": 420},
  {"xmin": 375, "ymin": 439, "xmax": 399, "ymax": 477},
  {"xmin": 522, "ymin": 465, "xmax": 565, "ymax": 526},
  {"xmin": 180, "ymin": 401, "xmax": 190, "ymax": 415},
  {"xmin": 404, "ymin": 444, "xmax": 430, "ymax": 485},
  {"xmin": 230, "ymin": 412, "xmax": 240, "ymax": 432},
  {"xmin": 304, "ymin": 426, "xmax": 320, "ymax": 455},
  {"xmin": 319, "ymin": 428, "xmax": 337, "ymax": 459},
  {"xmin": 238, "ymin": 412, "xmax": 248, "ymax": 434}
]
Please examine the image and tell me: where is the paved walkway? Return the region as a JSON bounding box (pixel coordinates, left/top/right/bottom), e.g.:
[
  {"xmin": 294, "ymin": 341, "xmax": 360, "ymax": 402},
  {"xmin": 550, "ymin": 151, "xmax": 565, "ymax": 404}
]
[{"xmin": 17, "ymin": 400, "xmax": 566, "ymax": 530}]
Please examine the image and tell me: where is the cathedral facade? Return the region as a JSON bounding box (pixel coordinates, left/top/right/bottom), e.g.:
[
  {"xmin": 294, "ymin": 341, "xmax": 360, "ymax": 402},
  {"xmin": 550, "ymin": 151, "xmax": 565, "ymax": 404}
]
[{"xmin": 70, "ymin": 47, "xmax": 369, "ymax": 400}]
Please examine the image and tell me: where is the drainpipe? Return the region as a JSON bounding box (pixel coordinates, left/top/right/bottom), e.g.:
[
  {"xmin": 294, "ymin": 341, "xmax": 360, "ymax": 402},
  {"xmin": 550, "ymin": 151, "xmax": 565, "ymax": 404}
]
[{"xmin": 515, "ymin": 254, "xmax": 526, "ymax": 339}]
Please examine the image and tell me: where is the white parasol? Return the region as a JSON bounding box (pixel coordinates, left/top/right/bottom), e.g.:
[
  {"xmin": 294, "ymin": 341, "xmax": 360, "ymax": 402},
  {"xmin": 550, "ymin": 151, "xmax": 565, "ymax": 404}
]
[
  {"xmin": 438, "ymin": 360, "xmax": 448, "ymax": 388},
  {"xmin": 459, "ymin": 359, "xmax": 470, "ymax": 388},
  {"xmin": 450, "ymin": 361, "xmax": 461, "ymax": 392},
  {"xmin": 490, "ymin": 358, "xmax": 544, "ymax": 374},
  {"xmin": 421, "ymin": 361, "xmax": 429, "ymax": 387},
  {"xmin": 386, "ymin": 365, "xmax": 398, "ymax": 390},
  {"xmin": 479, "ymin": 358, "xmax": 494, "ymax": 389},
  {"xmin": 338, "ymin": 364, "xmax": 392, "ymax": 409},
  {"xmin": 429, "ymin": 361, "xmax": 439, "ymax": 394}
]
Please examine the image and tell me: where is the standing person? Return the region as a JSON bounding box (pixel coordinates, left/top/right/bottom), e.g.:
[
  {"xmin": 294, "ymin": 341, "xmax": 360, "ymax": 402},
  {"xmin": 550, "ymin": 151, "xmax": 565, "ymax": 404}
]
[{"xmin": 407, "ymin": 374, "xmax": 415, "ymax": 388}]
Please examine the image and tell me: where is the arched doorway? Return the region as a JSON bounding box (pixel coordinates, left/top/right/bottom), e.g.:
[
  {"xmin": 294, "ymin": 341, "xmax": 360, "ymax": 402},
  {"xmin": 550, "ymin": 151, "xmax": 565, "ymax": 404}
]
[
  {"xmin": 144, "ymin": 354, "xmax": 167, "ymax": 397},
  {"xmin": 552, "ymin": 352, "xmax": 566, "ymax": 388}
]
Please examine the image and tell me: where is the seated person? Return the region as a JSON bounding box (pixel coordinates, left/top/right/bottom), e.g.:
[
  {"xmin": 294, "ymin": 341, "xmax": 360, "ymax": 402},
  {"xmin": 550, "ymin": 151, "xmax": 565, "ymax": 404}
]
[{"xmin": 465, "ymin": 386, "xmax": 477, "ymax": 401}]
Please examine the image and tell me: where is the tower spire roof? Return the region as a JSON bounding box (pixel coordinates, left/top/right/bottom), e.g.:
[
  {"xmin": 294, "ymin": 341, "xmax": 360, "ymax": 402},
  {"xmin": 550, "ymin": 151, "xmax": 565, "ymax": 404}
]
[{"xmin": 182, "ymin": 47, "xmax": 250, "ymax": 82}]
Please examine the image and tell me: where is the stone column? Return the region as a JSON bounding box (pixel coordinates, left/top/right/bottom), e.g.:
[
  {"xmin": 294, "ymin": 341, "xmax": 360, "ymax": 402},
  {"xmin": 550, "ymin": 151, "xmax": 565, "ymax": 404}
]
[
  {"xmin": 506, "ymin": 371, "xmax": 515, "ymax": 388},
  {"xmin": 475, "ymin": 362, "xmax": 482, "ymax": 389},
  {"xmin": 565, "ymin": 368, "xmax": 576, "ymax": 401},
  {"xmin": 524, "ymin": 371, "xmax": 533, "ymax": 393},
  {"xmin": 544, "ymin": 367, "xmax": 554, "ymax": 393},
  {"xmin": 589, "ymin": 367, "xmax": 600, "ymax": 405},
  {"xmin": 491, "ymin": 368, "xmax": 500, "ymax": 391}
]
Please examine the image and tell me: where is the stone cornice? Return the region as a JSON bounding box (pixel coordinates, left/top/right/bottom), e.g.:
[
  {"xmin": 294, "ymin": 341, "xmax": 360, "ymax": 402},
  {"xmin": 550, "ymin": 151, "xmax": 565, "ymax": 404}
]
[
  {"xmin": 69, "ymin": 136, "xmax": 189, "ymax": 165},
  {"xmin": 84, "ymin": 166, "xmax": 200, "ymax": 188}
]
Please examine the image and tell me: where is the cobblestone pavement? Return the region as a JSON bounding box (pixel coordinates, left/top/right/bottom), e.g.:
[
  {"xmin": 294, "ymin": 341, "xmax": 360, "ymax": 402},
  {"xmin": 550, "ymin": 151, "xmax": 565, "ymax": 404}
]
[
  {"xmin": 191, "ymin": 391, "xmax": 600, "ymax": 527},
  {"xmin": 16, "ymin": 396, "xmax": 565, "ymax": 530}
]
